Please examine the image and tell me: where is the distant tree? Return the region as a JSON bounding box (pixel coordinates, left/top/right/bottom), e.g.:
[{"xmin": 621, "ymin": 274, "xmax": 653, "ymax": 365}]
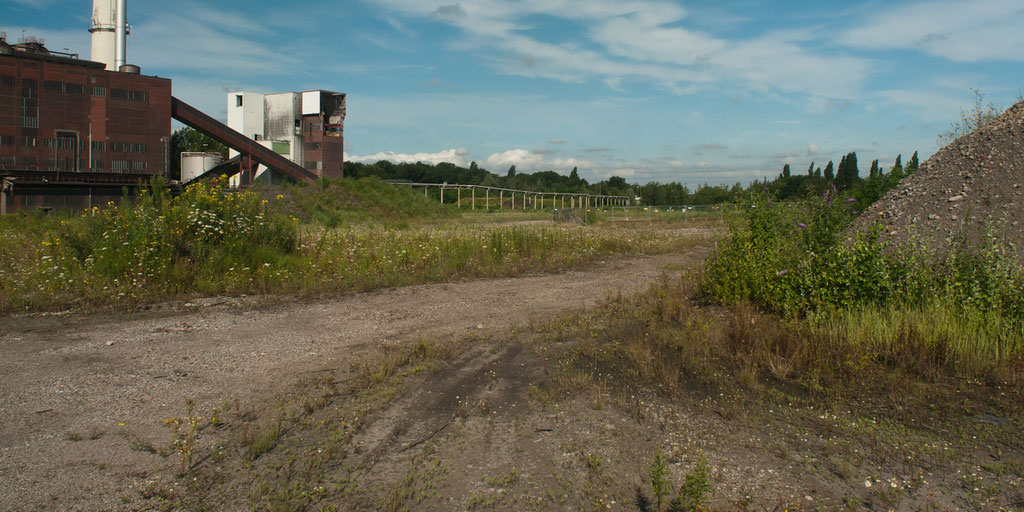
[
  {"xmin": 507, "ymin": 165, "xmax": 516, "ymax": 177},
  {"xmin": 937, "ymin": 88, "xmax": 1002, "ymax": 146},
  {"xmin": 607, "ymin": 175, "xmax": 628, "ymax": 190},
  {"xmin": 469, "ymin": 161, "xmax": 478, "ymax": 171},
  {"xmin": 890, "ymin": 154, "xmax": 902, "ymax": 175},
  {"xmin": 824, "ymin": 161, "xmax": 834, "ymax": 181},
  {"xmin": 814, "ymin": 166, "xmax": 821, "ymax": 178},
  {"xmin": 868, "ymin": 159, "xmax": 880, "ymax": 178},
  {"xmin": 807, "ymin": 161, "xmax": 815, "ymax": 177},
  {"xmin": 906, "ymin": 151, "xmax": 920, "ymax": 174},
  {"xmin": 835, "ymin": 152, "xmax": 858, "ymax": 191},
  {"xmin": 782, "ymin": 164, "xmax": 791, "ymax": 178}
]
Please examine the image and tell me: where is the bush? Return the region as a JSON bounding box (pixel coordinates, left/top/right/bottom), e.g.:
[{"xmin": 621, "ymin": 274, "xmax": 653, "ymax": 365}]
[{"xmin": 698, "ymin": 189, "xmax": 1024, "ymax": 373}]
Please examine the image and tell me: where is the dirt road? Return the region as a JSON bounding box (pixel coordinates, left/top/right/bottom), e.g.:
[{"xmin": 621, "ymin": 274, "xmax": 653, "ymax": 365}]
[{"xmin": 0, "ymin": 248, "xmax": 709, "ymax": 511}]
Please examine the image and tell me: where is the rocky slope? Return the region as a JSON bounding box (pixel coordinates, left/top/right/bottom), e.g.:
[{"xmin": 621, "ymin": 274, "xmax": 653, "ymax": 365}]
[{"xmin": 852, "ymin": 101, "xmax": 1024, "ymax": 262}]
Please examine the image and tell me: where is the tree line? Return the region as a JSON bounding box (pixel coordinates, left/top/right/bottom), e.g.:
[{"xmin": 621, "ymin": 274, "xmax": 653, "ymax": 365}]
[{"xmin": 171, "ymin": 125, "xmax": 919, "ymax": 207}]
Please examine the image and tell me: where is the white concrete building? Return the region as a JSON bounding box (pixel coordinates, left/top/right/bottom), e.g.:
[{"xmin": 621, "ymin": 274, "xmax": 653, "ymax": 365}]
[{"xmin": 226, "ymin": 89, "xmax": 346, "ymax": 185}]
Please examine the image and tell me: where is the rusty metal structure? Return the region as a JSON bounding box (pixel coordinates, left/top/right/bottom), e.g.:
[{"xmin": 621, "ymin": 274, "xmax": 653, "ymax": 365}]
[{"xmin": 170, "ymin": 96, "xmax": 318, "ymax": 185}]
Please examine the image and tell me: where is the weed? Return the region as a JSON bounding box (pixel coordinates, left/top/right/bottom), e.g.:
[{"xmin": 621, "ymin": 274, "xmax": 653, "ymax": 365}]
[
  {"xmin": 680, "ymin": 452, "xmax": 713, "ymax": 511},
  {"xmin": 165, "ymin": 398, "xmax": 202, "ymax": 473}
]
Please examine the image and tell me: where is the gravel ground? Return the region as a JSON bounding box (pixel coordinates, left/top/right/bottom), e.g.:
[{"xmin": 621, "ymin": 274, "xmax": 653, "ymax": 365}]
[{"xmin": 0, "ymin": 249, "xmax": 708, "ymax": 511}]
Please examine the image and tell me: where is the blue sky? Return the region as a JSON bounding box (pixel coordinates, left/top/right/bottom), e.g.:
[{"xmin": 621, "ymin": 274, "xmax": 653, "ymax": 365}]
[{"xmin": 5, "ymin": 0, "xmax": 1024, "ymax": 186}]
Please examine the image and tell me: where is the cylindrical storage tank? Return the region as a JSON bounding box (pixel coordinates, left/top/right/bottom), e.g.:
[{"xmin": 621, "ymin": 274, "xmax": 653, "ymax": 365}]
[
  {"xmin": 181, "ymin": 152, "xmax": 224, "ymax": 183},
  {"xmin": 89, "ymin": 0, "xmax": 116, "ymax": 70}
]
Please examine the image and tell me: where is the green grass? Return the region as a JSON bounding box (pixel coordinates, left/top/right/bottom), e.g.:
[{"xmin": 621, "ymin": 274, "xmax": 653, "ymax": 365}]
[
  {"xmin": 697, "ymin": 191, "xmax": 1024, "ymax": 376},
  {"xmin": 0, "ymin": 177, "xmax": 715, "ymax": 313}
]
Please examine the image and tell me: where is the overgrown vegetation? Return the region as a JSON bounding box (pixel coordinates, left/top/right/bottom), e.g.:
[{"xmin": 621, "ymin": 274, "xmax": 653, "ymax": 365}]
[
  {"xmin": 0, "ymin": 177, "xmax": 708, "ymax": 312},
  {"xmin": 699, "ymin": 189, "xmax": 1024, "ymax": 377}
]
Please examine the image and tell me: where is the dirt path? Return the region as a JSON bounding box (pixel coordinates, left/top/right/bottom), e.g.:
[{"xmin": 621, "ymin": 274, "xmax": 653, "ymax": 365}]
[{"xmin": 0, "ymin": 248, "xmax": 710, "ymax": 511}]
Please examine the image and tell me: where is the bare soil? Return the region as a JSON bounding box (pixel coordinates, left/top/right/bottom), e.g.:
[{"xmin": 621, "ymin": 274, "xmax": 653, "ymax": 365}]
[
  {"xmin": 0, "ymin": 249, "xmax": 707, "ymax": 511},
  {"xmin": 2, "ymin": 233, "xmax": 1022, "ymax": 511}
]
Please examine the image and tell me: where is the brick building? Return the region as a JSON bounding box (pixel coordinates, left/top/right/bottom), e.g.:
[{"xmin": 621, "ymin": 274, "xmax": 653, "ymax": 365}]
[{"xmin": 0, "ymin": 35, "xmax": 171, "ymax": 212}]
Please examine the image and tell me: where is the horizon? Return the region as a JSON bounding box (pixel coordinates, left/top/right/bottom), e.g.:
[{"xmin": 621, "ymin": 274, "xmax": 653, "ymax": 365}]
[{"xmin": 6, "ymin": 0, "xmax": 1024, "ymax": 186}]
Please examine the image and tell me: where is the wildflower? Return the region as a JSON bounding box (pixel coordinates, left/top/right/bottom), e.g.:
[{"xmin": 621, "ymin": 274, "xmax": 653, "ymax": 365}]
[
  {"xmin": 796, "ymin": 222, "xmax": 806, "ymax": 229},
  {"xmin": 776, "ymin": 269, "xmax": 789, "ymax": 276},
  {"xmin": 845, "ymin": 197, "xmax": 857, "ymax": 203}
]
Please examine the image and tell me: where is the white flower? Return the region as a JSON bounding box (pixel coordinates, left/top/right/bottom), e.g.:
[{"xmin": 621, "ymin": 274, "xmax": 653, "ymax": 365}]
[{"xmin": 864, "ymin": 479, "xmax": 872, "ymax": 488}]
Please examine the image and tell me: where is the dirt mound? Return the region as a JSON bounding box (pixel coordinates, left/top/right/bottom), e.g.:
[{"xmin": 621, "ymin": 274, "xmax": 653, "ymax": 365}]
[{"xmin": 852, "ymin": 101, "xmax": 1024, "ymax": 262}]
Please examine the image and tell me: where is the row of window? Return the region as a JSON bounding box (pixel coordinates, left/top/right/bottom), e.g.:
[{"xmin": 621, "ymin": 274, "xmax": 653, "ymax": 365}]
[
  {"xmin": 12, "ymin": 138, "xmax": 148, "ymax": 153},
  {"xmin": 110, "ymin": 88, "xmax": 148, "ymax": 102},
  {"xmin": 43, "ymin": 81, "xmax": 86, "ymax": 94},
  {"xmin": 109, "ymin": 142, "xmax": 147, "ymax": 153},
  {"xmin": 0, "ymin": 156, "xmax": 147, "ymax": 172},
  {"xmin": 0, "ymin": 77, "xmax": 147, "ymax": 102},
  {"xmin": 110, "ymin": 160, "xmax": 147, "ymax": 172}
]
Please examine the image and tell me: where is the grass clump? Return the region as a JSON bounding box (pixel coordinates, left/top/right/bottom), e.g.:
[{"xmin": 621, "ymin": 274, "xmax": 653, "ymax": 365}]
[{"xmin": 698, "ymin": 189, "xmax": 1024, "ymax": 377}]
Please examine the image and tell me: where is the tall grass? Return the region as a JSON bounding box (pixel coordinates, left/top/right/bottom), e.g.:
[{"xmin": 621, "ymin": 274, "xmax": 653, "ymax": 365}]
[
  {"xmin": 0, "ymin": 178, "xmax": 705, "ymax": 312},
  {"xmin": 697, "ymin": 190, "xmax": 1024, "ymax": 376}
]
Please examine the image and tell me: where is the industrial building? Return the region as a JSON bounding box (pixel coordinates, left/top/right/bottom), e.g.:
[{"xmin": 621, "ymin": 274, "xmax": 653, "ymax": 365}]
[
  {"xmin": 0, "ymin": 0, "xmax": 347, "ymax": 214},
  {"xmin": 0, "ymin": 32, "xmax": 171, "ymax": 212},
  {"xmin": 226, "ymin": 89, "xmax": 346, "ymax": 184}
]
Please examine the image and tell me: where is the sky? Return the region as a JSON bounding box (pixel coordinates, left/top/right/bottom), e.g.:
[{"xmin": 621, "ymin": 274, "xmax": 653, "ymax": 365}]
[{"xmin": 5, "ymin": 0, "xmax": 1024, "ymax": 186}]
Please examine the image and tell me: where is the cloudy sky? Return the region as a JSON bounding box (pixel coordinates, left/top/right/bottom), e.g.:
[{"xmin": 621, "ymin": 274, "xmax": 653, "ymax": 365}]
[{"xmin": 6, "ymin": 0, "xmax": 1024, "ymax": 185}]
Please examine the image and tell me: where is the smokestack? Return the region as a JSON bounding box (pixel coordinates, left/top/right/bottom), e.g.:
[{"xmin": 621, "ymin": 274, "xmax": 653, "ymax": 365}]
[
  {"xmin": 114, "ymin": 0, "xmax": 127, "ymax": 71},
  {"xmin": 89, "ymin": 0, "xmax": 116, "ymax": 70}
]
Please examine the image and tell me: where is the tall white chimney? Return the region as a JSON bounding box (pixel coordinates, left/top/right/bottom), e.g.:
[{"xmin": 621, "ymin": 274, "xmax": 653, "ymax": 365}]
[
  {"xmin": 89, "ymin": 0, "xmax": 116, "ymax": 70},
  {"xmin": 114, "ymin": 0, "xmax": 127, "ymax": 71}
]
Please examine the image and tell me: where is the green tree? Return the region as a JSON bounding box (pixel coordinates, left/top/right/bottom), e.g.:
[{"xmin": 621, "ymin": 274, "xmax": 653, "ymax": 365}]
[
  {"xmin": 807, "ymin": 161, "xmax": 815, "ymax": 177},
  {"xmin": 835, "ymin": 152, "xmax": 858, "ymax": 191},
  {"xmin": 782, "ymin": 163, "xmax": 791, "ymax": 178},
  {"xmin": 507, "ymin": 165, "xmax": 517, "ymax": 177},
  {"xmin": 169, "ymin": 127, "xmax": 229, "ymax": 180},
  {"xmin": 907, "ymin": 151, "xmax": 919, "ymax": 174},
  {"xmin": 824, "ymin": 161, "xmax": 834, "ymax": 181}
]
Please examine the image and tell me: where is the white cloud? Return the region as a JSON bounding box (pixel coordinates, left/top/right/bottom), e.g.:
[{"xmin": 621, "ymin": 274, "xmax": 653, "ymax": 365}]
[
  {"xmin": 373, "ymin": 0, "xmax": 872, "ymax": 99},
  {"xmin": 807, "ymin": 144, "xmax": 820, "ymax": 155},
  {"xmin": 876, "ymin": 89, "xmax": 964, "ymax": 122},
  {"xmin": 345, "ymin": 149, "xmax": 469, "ymax": 166},
  {"xmin": 839, "ymin": 0, "xmax": 1024, "ymax": 62},
  {"xmin": 485, "ymin": 149, "xmax": 545, "ymax": 170},
  {"xmin": 550, "ymin": 157, "xmax": 596, "ymax": 170}
]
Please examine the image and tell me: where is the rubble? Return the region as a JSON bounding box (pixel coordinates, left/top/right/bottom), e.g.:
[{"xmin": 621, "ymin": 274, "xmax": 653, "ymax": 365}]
[{"xmin": 850, "ymin": 101, "xmax": 1024, "ymax": 263}]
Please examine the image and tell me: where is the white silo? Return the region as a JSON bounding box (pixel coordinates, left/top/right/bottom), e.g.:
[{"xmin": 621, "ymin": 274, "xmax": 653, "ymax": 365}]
[
  {"xmin": 181, "ymin": 152, "xmax": 225, "ymax": 183},
  {"xmin": 89, "ymin": 0, "xmax": 116, "ymax": 70}
]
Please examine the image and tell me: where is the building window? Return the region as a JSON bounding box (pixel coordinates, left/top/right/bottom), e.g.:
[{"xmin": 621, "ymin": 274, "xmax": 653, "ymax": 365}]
[
  {"xmin": 22, "ymin": 136, "xmax": 37, "ymax": 147},
  {"xmin": 0, "ymin": 156, "xmax": 15, "ymax": 168},
  {"xmin": 0, "ymin": 75, "xmax": 15, "ymax": 87},
  {"xmin": 236, "ymin": 95, "xmax": 243, "ymax": 107},
  {"xmin": 91, "ymin": 86, "xmax": 106, "ymax": 97},
  {"xmin": 0, "ymin": 135, "xmax": 14, "ymax": 146}
]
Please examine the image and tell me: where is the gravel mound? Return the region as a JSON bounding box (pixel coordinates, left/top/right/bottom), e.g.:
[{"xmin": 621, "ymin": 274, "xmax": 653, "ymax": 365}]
[{"xmin": 851, "ymin": 101, "xmax": 1024, "ymax": 262}]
